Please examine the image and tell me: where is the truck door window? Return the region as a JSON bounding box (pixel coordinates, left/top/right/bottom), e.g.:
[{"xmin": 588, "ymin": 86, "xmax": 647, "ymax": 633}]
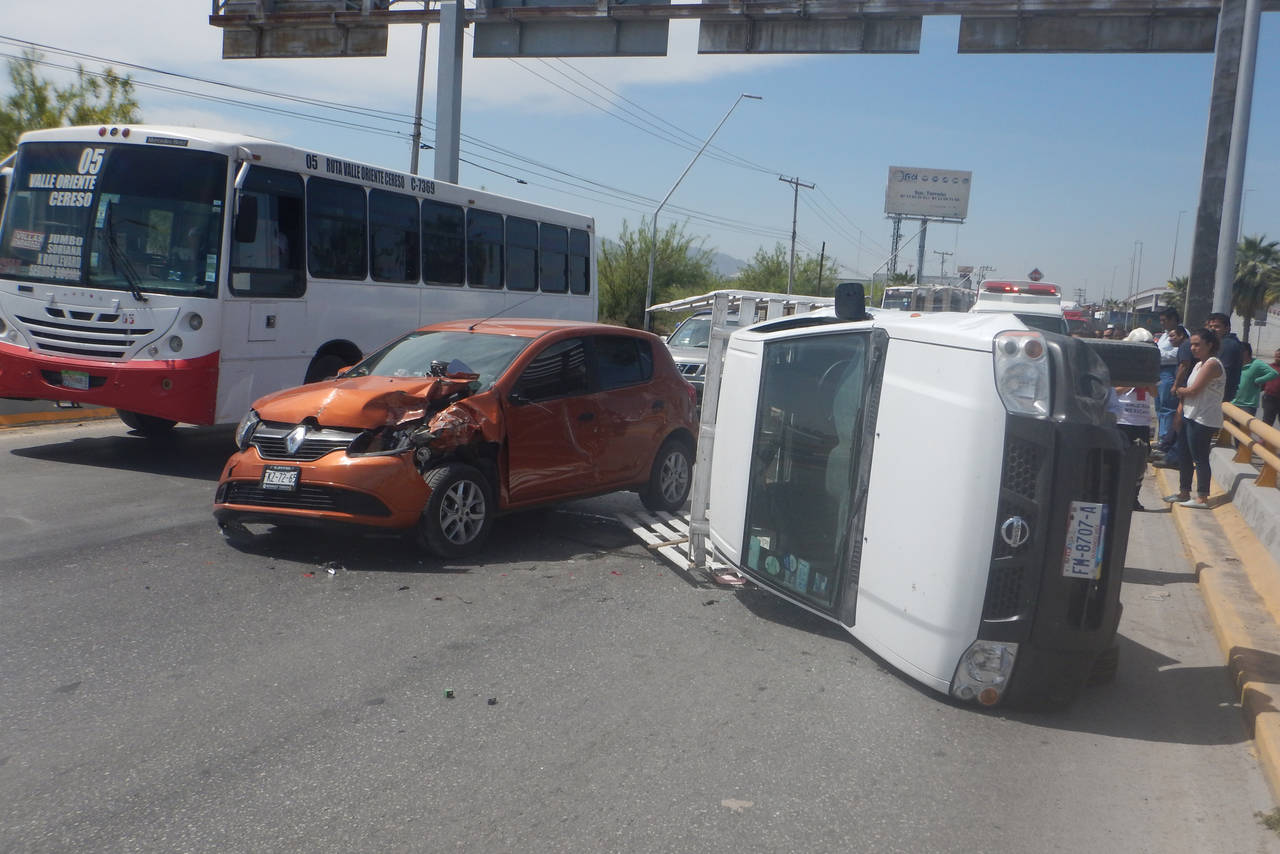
[{"xmin": 742, "ymin": 331, "xmax": 878, "ymax": 619}]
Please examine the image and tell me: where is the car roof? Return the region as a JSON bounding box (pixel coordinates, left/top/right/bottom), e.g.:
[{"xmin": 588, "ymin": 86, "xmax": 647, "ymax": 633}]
[{"xmin": 422, "ymin": 318, "xmax": 651, "ymax": 339}]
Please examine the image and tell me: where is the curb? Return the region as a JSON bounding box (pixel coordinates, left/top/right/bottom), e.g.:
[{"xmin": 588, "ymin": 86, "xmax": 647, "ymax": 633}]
[
  {"xmin": 0, "ymin": 406, "xmax": 115, "ymax": 429},
  {"xmin": 1155, "ymin": 464, "xmax": 1280, "ymax": 802}
]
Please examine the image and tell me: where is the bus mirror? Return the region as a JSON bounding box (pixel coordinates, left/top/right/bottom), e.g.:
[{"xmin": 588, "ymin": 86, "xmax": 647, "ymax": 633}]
[
  {"xmin": 835, "ymin": 281, "xmax": 869, "ymax": 321},
  {"xmin": 233, "ymin": 195, "xmax": 258, "ymax": 243}
]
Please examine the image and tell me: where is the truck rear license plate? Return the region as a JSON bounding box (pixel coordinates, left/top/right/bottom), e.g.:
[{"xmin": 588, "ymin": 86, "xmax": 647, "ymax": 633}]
[
  {"xmin": 1062, "ymin": 500, "xmax": 1107, "ymax": 580},
  {"xmin": 261, "ymin": 465, "xmax": 300, "ymax": 492}
]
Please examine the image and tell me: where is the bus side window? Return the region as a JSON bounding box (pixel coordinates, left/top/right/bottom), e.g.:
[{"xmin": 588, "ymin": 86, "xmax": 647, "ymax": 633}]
[
  {"xmin": 539, "ymin": 224, "xmax": 568, "ymax": 294},
  {"xmin": 229, "ymin": 166, "xmax": 304, "ymax": 298},
  {"xmin": 422, "ymin": 199, "xmax": 464, "ymax": 286},
  {"xmin": 466, "ymin": 209, "xmax": 503, "ymax": 290},
  {"xmin": 307, "ymin": 177, "xmax": 367, "ymax": 281},
  {"xmin": 568, "ymin": 228, "xmax": 591, "ymax": 295},
  {"xmin": 506, "ymin": 216, "xmax": 538, "ymax": 292},
  {"xmin": 370, "ymin": 189, "xmax": 419, "ymax": 284}
]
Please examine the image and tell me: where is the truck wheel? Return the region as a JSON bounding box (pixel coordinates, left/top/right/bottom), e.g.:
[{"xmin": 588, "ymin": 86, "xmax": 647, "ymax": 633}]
[
  {"xmin": 1082, "ymin": 338, "xmax": 1161, "ymax": 387},
  {"xmin": 640, "ymin": 437, "xmax": 693, "ymax": 513},
  {"xmin": 117, "ymin": 409, "xmax": 177, "ymax": 437},
  {"xmin": 305, "ymin": 354, "xmax": 351, "ymax": 384},
  {"xmin": 417, "ymin": 463, "xmax": 493, "ymax": 558}
]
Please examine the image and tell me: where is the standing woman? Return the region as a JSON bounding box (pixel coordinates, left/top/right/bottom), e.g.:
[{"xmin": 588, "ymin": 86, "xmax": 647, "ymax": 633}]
[{"xmin": 1167, "ymin": 328, "xmax": 1224, "ymax": 508}]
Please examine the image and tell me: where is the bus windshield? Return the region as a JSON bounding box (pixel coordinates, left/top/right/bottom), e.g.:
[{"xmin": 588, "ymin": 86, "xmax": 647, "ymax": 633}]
[{"xmin": 0, "ymin": 142, "xmax": 228, "ymax": 299}]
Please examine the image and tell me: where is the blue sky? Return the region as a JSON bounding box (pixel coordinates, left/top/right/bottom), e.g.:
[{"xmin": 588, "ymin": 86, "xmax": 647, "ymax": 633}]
[{"xmin": 4, "ymin": 3, "xmax": 1277, "ymax": 304}]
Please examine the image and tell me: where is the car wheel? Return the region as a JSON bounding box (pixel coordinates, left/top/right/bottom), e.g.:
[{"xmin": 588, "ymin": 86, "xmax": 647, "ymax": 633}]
[
  {"xmin": 640, "ymin": 437, "xmax": 693, "ymax": 513},
  {"xmin": 418, "ymin": 463, "xmax": 494, "ymax": 558},
  {"xmin": 117, "ymin": 409, "xmax": 177, "ymax": 437},
  {"xmin": 305, "ymin": 354, "xmax": 351, "ymax": 384}
]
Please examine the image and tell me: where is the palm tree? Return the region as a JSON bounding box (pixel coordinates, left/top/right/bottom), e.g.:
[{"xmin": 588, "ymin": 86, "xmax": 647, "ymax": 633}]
[
  {"xmin": 1234, "ymin": 235, "xmax": 1280, "ymax": 341},
  {"xmin": 1165, "ymin": 275, "xmax": 1188, "ymax": 317}
]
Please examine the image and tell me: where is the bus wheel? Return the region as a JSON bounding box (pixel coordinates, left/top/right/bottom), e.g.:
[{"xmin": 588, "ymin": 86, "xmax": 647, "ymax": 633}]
[
  {"xmin": 117, "ymin": 409, "xmax": 177, "ymax": 437},
  {"xmin": 305, "ymin": 354, "xmax": 350, "ymax": 384},
  {"xmin": 417, "ymin": 463, "xmax": 494, "ymax": 558},
  {"xmin": 640, "ymin": 437, "xmax": 693, "ymax": 513}
]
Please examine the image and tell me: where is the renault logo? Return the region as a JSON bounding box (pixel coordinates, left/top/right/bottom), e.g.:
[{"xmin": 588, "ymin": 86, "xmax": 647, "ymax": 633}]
[
  {"xmin": 285, "ymin": 425, "xmax": 308, "ymax": 455},
  {"xmin": 1000, "ymin": 516, "xmax": 1031, "ymax": 549}
]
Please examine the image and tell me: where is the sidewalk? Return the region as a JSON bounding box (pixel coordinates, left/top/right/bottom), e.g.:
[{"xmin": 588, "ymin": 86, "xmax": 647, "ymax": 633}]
[
  {"xmin": 1155, "ymin": 448, "xmax": 1280, "ymax": 801},
  {"xmin": 0, "ymin": 400, "xmax": 114, "ymax": 429}
]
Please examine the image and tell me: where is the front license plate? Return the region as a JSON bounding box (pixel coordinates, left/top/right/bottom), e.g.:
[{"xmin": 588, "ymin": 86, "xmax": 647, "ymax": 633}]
[
  {"xmin": 61, "ymin": 370, "xmax": 89, "ymax": 391},
  {"xmin": 1062, "ymin": 500, "xmax": 1108, "ymax": 580},
  {"xmin": 261, "ymin": 465, "xmax": 300, "ymax": 492}
]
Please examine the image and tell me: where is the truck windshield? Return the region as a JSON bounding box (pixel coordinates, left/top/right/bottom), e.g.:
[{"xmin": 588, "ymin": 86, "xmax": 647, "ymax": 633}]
[{"xmin": 0, "ymin": 142, "xmax": 228, "ymax": 299}]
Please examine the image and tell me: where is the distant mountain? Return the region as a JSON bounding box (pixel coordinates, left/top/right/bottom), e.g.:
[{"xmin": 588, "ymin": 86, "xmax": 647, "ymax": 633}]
[
  {"xmin": 597, "ymin": 238, "xmax": 747, "ymax": 280},
  {"xmin": 711, "ymin": 252, "xmax": 746, "ymax": 279}
]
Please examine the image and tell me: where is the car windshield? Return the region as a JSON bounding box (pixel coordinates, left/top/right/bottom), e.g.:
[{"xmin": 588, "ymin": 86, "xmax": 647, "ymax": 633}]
[
  {"xmin": 668, "ymin": 315, "xmax": 741, "ymax": 348},
  {"xmin": 345, "ymin": 330, "xmax": 532, "ymax": 389}
]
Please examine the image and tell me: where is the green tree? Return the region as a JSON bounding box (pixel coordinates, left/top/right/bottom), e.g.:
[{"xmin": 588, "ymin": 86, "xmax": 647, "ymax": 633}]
[
  {"xmin": 0, "ymin": 50, "xmax": 140, "ymax": 152},
  {"xmin": 1234, "ymin": 235, "xmax": 1280, "ymax": 341},
  {"xmin": 597, "ymin": 218, "xmax": 721, "ymax": 330},
  {"xmin": 1165, "ymin": 275, "xmax": 1188, "ymax": 318},
  {"xmin": 732, "ymin": 243, "xmax": 842, "ymax": 297},
  {"xmin": 888, "ymin": 271, "xmax": 915, "ymax": 286}
]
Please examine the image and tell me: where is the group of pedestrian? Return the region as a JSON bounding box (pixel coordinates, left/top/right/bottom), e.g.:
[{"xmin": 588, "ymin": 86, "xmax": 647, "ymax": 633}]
[{"xmin": 1148, "ymin": 308, "xmax": 1278, "ymax": 509}]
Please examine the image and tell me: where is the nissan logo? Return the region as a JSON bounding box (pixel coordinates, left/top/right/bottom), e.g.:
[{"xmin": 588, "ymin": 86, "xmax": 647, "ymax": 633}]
[{"xmin": 1000, "ymin": 516, "xmax": 1031, "ymax": 549}]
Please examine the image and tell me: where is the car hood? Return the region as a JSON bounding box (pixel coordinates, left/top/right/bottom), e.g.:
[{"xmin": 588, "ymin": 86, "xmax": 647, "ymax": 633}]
[
  {"xmin": 252, "ymin": 375, "xmax": 482, "ymax": 428},
  {"xmin": 666, "ymin": 344, "xmax": 709, "ymax": 364}
]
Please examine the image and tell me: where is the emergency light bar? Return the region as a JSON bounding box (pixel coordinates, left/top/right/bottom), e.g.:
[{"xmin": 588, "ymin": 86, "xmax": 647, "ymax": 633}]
[{"xmin": 983, "ymin": 282, "xmax": 1060, "ymax": 297}]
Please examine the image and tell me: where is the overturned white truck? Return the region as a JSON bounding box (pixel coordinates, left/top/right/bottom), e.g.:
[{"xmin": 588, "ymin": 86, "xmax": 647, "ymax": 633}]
[{"xmin": 700, "ymin": 283, "xmax": 1158, "ymax": 709}]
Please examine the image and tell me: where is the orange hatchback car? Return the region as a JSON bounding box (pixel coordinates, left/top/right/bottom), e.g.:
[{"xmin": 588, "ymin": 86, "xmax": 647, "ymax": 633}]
[{"xmin": 213, "ymin": 319, "xmax": 698, "ymax": 557}]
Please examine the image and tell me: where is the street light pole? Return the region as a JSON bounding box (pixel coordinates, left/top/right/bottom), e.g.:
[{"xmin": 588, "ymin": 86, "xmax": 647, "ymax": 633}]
[
  {"xmin": 642, "ymin": 93, "xmax": 761, "ymax": 330},
  {"xmin": 1170, "ymin": 209, "xmax": 1187, "ymax": 280}
]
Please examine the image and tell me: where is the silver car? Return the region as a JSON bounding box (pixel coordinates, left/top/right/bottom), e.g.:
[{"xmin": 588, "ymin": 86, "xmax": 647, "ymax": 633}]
[{"xmin": 664, "ymin": 311, "xmax": 742, "ymax": 404}]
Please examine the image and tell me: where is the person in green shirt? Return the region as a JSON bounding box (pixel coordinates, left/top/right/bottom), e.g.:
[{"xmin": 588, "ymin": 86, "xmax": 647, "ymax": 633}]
[{"xmin": 1231, "ymin": 342, "xmax": 1279, "ymax": 415}]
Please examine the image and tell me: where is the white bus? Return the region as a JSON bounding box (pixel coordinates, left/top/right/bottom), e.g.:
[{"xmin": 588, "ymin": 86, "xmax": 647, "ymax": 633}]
[{"xmin": 0, "ymin": 125, "xmax": 597, "ymax": 434}]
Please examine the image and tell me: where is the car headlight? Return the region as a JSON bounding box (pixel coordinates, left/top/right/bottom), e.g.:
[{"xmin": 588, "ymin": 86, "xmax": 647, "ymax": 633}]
[
  {"xmin": 950, "ymin": 640, "xmax": 1019, "ymax": 706},
  {"xmin": 235, "ymin": 409, "xmax": 260, "ymax": 450},
  {"xmin": 993, "ymin": 331, "xmax": 1050, "ymax": 417}
]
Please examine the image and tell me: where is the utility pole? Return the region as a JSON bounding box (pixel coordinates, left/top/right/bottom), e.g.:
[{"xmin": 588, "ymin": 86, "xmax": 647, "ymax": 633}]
[
  {"xmin": 933, "ymin": 249, "xmax": 952, "ymax": 282},
  {"xmin": 779, "ymin": 175, "xmax": 814, "ymax": 294},
  {"xmin": 888, "ymin": 216, "xmax": 903, "ymax": 279},
  {"xmin": 816, "ymin": 241, "xmax": 826, "ymax": 297}
]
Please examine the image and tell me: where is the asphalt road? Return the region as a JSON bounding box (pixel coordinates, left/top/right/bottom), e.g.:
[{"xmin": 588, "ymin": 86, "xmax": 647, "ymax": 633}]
[{"xmin": 1, "ymin": 420, "xmax": 1278, "ymax": 853}]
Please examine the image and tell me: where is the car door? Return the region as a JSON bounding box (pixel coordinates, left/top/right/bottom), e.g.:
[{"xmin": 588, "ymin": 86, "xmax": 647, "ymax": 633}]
[
  {"xmin": 589, "ymin": 334, "xmax": 666, "ymax": 486},
  {"xmin": 503, "ymin": 336, "xmax": 602, "ymax": 505}
]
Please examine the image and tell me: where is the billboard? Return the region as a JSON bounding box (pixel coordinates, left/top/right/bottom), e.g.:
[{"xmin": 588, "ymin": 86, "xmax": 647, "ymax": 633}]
[{"xmin": 884, "ymin": 167, "xmax": 972, "ymax": 219}]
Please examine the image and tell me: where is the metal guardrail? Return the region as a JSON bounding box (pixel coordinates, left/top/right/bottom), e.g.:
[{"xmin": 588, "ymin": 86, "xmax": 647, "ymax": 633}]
[{"xmin": 1221, "ymin": 401, "xmax": 1280, "ymax": 488}]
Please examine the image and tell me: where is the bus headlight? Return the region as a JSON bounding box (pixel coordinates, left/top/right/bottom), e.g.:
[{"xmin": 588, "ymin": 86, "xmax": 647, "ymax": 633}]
[
  {"xmin": 186, "ymin": 313, "xmax": 204, "ymax": 331},
  {"xmin": 168, "ymin": 335, "xmax": 183, "ymax": 353},
  {"xmin": 950, "ymin": 640, "xmax": 1018, "ymax": 706},
  {"xmin": 235, "ymin": 409, "xmax": 260, "ymax": 450},
  {"xmin": 993, "ymin": 331, "xmax": 1050, "ymax": 417}
]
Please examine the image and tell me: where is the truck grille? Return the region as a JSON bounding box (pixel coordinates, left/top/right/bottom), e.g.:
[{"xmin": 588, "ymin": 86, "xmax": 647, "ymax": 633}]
[{"xmin": 16, "ymin": 309, "xmax": 156, "ymax": 359}]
